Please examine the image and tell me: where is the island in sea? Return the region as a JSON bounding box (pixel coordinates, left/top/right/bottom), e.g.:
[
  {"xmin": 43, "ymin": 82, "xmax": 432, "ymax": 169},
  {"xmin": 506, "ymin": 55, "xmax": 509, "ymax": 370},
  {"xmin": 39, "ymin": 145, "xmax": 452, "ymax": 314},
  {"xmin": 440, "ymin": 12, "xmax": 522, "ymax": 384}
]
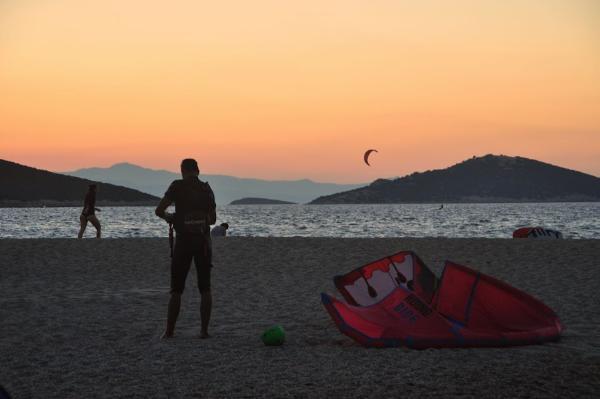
[
  {"xmin": 0, "ymin": 159, "xmax": 159, "ymax": 207},
  {"xmin": 229, "ymin": 197, "xmax": 296, "ymax": 205},
  {"xmin": 310, "ymin": 154, "xmax": 600, "ymax": 204}
]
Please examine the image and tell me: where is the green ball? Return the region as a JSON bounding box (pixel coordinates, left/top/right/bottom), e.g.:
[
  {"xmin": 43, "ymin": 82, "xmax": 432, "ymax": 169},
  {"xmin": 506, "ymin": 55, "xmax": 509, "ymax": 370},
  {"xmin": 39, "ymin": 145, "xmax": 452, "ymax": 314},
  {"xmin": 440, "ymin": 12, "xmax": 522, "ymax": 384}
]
[{"xmin": 261, "ymin": 325, "xmax": 285, "ymax": 346}]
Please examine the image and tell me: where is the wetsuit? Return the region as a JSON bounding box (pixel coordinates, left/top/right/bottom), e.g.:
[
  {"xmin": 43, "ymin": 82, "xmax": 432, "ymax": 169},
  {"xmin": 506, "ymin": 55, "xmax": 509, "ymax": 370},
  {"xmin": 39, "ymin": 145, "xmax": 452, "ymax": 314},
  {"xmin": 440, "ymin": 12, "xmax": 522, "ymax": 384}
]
[
  {"xmin": 82, "ymin": 191, "xmax": 96, "ymax": 218},
  {"xmin": 165, "ymin": 176, "xmax": 216, "ymax": 294}
]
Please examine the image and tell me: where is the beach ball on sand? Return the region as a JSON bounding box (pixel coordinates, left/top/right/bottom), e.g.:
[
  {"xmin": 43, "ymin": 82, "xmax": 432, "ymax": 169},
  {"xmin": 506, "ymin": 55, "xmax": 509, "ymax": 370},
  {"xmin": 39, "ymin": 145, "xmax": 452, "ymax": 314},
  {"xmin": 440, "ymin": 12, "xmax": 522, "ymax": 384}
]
[{"xmin": 261, "ymin": 325, "xmax": 285, "ymax": 346}]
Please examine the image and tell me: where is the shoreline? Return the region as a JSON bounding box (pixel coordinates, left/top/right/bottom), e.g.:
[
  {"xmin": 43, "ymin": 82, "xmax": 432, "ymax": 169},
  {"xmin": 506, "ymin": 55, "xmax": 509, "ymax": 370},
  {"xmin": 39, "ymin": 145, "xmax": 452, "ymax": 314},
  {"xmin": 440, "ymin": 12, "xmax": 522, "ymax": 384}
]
[
  {"xmin": 1, "ymin": 236, "xmax": 599, "ymax": 242},
  {"xmin": 1, "ymin": 200, "xmax": 599, "ymax": 208}
]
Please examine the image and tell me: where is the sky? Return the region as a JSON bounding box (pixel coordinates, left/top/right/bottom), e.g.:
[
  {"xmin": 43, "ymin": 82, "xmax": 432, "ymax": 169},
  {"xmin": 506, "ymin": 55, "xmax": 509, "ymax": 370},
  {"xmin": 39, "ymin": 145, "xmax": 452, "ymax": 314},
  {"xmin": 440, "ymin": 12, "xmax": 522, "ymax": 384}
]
[{"xmin": 0, "ymin": 0, "xmax": 599, "ymax": 183}]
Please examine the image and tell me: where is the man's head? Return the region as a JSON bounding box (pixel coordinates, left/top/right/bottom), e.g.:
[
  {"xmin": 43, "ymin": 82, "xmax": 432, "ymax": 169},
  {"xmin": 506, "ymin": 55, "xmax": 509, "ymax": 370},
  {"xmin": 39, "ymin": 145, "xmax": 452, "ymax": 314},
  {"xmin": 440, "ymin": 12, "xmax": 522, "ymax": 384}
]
[
  {"xmin": 89, "ymin": 184, "xmax": 97, "ymax": 192},
  {"xmin": 180, "ymin": 158, "xmax": 199, "ymax": 178},
  {"xmin": 220, "ymin": 223, "xmax": 229, "ymax": 229}
]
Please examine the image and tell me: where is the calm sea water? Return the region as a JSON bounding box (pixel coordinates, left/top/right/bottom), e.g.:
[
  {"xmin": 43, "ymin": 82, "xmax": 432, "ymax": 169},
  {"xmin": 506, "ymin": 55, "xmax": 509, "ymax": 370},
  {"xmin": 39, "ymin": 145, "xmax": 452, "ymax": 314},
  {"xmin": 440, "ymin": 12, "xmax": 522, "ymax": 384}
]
[{"xmin": 0, "ymin": 203, "xmax": 598, "ymax": 239}]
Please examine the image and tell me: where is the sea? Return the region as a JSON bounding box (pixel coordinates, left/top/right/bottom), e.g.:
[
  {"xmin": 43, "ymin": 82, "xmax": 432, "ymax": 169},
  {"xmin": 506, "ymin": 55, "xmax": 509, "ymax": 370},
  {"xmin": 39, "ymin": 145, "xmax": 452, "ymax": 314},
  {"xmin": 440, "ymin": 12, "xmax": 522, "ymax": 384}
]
[{"xmin": 0, "ymin": 203, "xmax": 598, "ymax": 239}]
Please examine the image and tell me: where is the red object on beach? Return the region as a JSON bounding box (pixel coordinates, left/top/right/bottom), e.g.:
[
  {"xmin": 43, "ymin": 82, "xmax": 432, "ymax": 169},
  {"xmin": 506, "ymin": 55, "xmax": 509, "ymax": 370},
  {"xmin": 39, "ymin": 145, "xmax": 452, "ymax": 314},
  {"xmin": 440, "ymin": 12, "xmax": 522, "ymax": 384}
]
[
  {"xmin": 321, "ymin": 251, "xmax": 563, "ymax": 348},
  {"xmin": 513, "ymin": 227, "xmax": 563, "ymax": 239}
]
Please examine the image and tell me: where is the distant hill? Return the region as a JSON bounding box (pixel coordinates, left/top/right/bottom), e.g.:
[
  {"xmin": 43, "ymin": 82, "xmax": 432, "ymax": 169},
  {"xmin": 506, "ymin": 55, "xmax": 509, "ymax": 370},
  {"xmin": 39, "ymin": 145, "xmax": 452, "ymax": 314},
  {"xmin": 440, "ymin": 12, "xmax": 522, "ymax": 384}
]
[
  {"xmin": 230, "ymin": 197, "xmax": 295, "ymax": 205},
  {"xmin": 311, "ymin": 155, "xmax": 600, "ymax": 204},
  {"xmin": 0, "ymin": 159, "xmax": 159, "ymax": 207},
  {"xmin": 64, "ymin": 163, "xmax": 365, "ymax": 205}
]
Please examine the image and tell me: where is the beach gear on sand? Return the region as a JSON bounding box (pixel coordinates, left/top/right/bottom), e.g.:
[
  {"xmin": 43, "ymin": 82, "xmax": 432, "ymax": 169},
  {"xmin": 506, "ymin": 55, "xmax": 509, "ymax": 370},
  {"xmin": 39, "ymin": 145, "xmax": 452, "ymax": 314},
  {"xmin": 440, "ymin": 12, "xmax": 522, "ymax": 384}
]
[
  {"xmin": 261, "ymin": 325, "xmax": 285, "ymax": 346},
  {"xmin": 321, "ymin": 251, "xmax": 562, "ymax": 349},
  {"xmin": 513, "ymin": 227, "xmax": 563, "ymax": 239}
]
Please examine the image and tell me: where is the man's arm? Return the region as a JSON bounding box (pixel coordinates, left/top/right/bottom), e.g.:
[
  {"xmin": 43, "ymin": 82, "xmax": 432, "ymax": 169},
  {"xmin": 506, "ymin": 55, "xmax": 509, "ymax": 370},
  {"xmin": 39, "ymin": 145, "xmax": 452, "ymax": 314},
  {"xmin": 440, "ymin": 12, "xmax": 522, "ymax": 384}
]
[{"xmin": 155, "ymin": 196, "xmax": 174, "ymax": 222}]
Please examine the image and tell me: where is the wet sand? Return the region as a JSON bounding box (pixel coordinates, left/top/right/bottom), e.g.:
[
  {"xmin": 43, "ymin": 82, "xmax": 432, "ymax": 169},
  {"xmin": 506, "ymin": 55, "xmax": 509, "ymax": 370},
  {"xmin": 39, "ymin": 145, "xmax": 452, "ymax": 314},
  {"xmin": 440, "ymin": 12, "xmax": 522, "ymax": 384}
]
[{"xmin": 1, "ymin": 237, "xmax": 599, "ymax": 398}]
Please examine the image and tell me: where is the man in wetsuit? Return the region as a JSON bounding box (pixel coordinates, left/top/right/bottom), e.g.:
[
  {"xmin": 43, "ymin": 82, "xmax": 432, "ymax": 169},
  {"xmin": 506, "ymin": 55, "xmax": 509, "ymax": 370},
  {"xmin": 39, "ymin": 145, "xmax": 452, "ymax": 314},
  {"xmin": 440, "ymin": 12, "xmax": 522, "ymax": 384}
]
[{"xmin": 155, "ymin": 159, "xmax": 216, "ymax": 339}]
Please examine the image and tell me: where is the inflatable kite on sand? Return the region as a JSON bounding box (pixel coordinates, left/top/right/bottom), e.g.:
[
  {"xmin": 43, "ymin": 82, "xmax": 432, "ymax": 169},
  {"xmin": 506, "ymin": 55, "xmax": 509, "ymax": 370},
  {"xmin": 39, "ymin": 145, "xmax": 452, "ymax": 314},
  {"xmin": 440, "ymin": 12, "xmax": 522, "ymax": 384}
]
[
  {"xmin": 321, "ymin": 251, "xmax": 562, "ymax": 349},
  {"xmin": 513, "ymin": 227, "xmax": 563, "ymax": 239}
]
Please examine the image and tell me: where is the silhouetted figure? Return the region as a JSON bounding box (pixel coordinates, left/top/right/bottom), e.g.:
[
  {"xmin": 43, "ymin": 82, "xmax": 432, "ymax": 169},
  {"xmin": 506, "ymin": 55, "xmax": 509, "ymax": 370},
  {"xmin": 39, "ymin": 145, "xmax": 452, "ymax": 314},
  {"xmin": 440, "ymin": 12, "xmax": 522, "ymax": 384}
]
[
  {"xmin": 211, "ymin": 222, "xmax": 229, "ymax": 237},
  {"xmin": 78, "ymin": 184, "xmax": 101, "ymax": 238},
  {"xmin": 439, "ymin": 204, "xmax": 444, "ymax": 210},
  {"xmin": 155, "ymin": 159, "xmax": 216, "ymax": 339}
]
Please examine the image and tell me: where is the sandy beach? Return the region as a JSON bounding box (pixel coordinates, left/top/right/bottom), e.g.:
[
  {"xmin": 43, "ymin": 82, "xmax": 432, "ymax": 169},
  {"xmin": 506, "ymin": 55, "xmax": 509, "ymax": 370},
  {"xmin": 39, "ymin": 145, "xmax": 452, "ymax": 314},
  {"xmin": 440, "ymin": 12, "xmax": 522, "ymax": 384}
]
[{"xmin": 1, "ymin": 237, "xmax": 599, "ymax": 398}]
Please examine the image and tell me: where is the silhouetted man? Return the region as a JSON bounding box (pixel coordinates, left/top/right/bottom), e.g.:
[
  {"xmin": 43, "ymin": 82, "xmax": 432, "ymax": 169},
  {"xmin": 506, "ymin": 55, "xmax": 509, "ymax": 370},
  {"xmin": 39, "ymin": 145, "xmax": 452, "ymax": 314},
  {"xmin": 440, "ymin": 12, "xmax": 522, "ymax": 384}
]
[{"xmin": 155, "ymin": 159, "xmax": 216, "ymax": 339}]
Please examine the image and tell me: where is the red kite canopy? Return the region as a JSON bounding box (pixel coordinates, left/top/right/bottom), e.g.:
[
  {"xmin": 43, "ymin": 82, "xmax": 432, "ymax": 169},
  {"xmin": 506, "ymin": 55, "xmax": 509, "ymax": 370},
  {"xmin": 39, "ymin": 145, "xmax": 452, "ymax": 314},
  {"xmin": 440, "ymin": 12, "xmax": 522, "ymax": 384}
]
[
  {"xmin": 513, "ymin": 227, "xmax": 563, "ymax": 239},
  {"xmin": 322, "ymin": 251, "xmax": 562, "ymax": 348}
]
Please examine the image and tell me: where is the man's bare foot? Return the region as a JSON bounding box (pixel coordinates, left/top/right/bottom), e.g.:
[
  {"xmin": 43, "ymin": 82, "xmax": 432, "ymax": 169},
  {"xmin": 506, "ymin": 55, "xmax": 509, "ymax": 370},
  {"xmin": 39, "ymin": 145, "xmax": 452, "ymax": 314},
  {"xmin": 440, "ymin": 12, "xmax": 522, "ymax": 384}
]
[
  {"xmin": 161, "ymin": 331, "xmax": 174, "ymax": 340},
  {"xmin": 200, "ymin": 331, "xmax": 211, "ymax": 339}
]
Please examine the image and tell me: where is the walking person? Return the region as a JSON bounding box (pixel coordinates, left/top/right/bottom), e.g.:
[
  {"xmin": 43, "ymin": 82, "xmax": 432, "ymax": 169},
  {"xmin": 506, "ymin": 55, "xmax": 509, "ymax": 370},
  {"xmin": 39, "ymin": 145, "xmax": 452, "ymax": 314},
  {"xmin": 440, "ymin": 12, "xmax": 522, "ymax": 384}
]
[
  {"xmin": 155, "ymin": 159, "xmax": 216, "ymax": 339},
  {"xmin": 78, "ymin": 184, "xmax": 101, "ymax": 238}
]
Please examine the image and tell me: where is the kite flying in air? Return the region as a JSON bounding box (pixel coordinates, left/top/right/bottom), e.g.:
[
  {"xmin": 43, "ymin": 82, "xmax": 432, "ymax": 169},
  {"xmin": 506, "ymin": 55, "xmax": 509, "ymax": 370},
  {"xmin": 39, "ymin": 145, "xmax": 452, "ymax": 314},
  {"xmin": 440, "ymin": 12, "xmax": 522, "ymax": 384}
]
[
  {"xmin": 321, "ymin": 251, "xmax": 562, "ymax": 349},
  {"xmin": 363, "ymin": 149, "xmax": 378, "ymax": 166}
]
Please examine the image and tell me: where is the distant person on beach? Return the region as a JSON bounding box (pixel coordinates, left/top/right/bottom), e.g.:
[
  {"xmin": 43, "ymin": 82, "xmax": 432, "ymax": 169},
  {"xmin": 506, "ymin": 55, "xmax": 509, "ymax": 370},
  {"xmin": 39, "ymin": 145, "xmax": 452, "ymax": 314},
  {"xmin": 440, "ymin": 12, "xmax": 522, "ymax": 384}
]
[
  {"xmin": 155, "ymin": 158, "xmax": 216, "ymax": 339},
  {"xmin": 211, "ymin": 223, "xmax": 229, "ymax": 237},
  {"xmin": 78, "ymin": 184, "xmax": 101, "ymax": 239}
]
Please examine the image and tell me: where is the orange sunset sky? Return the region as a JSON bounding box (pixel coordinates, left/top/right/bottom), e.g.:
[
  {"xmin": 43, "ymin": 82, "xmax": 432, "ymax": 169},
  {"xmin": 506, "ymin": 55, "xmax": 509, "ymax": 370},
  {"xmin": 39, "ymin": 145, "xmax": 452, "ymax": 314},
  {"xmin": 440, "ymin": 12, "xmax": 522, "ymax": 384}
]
[{"xmin": 1, "ymin": 0, "xmax": 599, "ymax": 183}]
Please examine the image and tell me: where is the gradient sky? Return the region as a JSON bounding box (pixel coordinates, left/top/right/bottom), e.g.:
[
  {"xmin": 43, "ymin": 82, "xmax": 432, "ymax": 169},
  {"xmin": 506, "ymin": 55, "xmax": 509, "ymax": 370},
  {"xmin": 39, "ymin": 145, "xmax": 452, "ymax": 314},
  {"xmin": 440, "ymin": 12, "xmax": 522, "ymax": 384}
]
[{"xmin": 1, "ymin": 0, "xmax": 599, "ymax": 183}]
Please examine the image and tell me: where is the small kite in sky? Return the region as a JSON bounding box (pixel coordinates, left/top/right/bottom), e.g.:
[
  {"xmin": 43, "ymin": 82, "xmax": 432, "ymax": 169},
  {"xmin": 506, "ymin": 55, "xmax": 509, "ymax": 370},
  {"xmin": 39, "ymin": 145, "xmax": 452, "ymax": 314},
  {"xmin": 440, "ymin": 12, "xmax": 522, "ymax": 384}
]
[{"xmin": 363, "ymin": 149, "xmax": 378, "ymax": 166}]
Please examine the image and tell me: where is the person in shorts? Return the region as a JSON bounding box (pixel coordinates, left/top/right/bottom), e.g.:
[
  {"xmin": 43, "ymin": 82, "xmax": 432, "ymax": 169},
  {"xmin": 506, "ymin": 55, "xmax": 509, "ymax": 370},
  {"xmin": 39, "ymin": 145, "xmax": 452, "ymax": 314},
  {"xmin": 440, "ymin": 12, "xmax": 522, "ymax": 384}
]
[
  {"xmin": 155, "ymin": 159, "xmax": 216, "ymax": 339},
  {"xmin": 78, "ymin": 184, "xmax": 101, "ymax": 238}
]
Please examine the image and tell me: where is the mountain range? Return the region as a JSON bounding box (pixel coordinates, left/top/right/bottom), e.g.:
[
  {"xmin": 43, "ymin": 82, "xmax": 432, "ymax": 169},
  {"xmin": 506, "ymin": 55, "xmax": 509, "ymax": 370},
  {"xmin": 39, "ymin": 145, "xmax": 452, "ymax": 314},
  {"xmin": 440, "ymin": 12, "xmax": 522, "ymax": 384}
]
[
  {"xmin": 0, "ymin": 159, "xmax": 158, "ymax": 207},
  {"xmin": 64, "ymin": 163, "xmax": 365, "ymax": 205},
  {"xmin": 311, "ymin": 155, "xmax": 600, "ymax": 203},
  {"xmin": 3, "ymin": 155, "xmax": 598, "ymax": 207}
]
